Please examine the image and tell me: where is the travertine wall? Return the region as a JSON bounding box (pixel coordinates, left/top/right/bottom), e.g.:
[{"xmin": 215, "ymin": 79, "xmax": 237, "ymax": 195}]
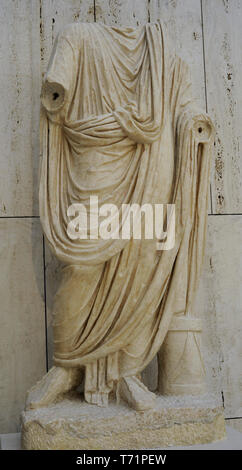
[{"xmin": 0, "ymin": 0, "xmax": 241, "ymax": 433}]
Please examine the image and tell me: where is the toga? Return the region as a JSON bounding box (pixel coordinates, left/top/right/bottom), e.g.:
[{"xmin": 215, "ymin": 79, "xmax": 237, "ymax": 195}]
[{"xmin": 39, "ymin": 21, "xmax": 214, "ymax": 402}]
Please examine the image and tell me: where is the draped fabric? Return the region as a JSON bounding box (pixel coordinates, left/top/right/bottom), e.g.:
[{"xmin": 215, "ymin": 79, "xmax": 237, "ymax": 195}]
[{"xmin": 39, "ymin": 21, "xmax": 214, "ymax": 400}]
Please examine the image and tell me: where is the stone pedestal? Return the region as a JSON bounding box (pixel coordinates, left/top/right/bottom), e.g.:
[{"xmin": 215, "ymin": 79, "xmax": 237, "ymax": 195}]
[{"xmin": 21, "ymin": 392, "xmax": 226, "ymax": 450}]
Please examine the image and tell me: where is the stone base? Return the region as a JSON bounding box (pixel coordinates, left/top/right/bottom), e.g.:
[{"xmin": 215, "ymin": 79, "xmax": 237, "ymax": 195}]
[{"xmin": 21, "ymin": 392, "xmax": 226, "ymax": 450}]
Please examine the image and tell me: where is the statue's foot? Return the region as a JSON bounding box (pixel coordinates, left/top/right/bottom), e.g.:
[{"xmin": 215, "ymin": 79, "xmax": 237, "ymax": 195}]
[
  {"xmin": 118, "ymin": 375, "xmax": 156, "ymax": 411},
  {"xmin": 25, "ymin": 366, "xmax": 82, "ymax": 410}
]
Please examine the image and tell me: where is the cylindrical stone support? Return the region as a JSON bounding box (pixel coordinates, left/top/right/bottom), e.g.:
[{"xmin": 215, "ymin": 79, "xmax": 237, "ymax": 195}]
[{"xmin": 157, "ymin": 316, "xmax": 206, "ymax": 396}]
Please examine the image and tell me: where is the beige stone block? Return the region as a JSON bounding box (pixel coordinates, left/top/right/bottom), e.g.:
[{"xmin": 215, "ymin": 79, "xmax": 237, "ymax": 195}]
[
  {"xmin": 0, "ymin": 219, "xmax": 46, "ymax": 433},
  {"xmin": 226, "ymin": 418, "xmax": 242, "ymax": 433},
  {"xmin": 95, "ymin": 0, "xmax": 149, "ymax": 28},
  {"xmin": 195, "ymin": 215, "xmax": 242, "ymax": 417},
  {"xmin": 202, "ymin": 0, "xmax": 242, "ymax": 213},
  {"xmin": 0, "ymin": 1, "xmax": 41, "ymax": 216},
  {"xmin": 149, "ymin": 0, "xmax": 206, "ymax": 108},
  {"xmin": 21, "ymin": 393, "xmax": 226, "ymax": 450},
  {"xmin": 40, "ymin": 0, "xmax": 95, "ymax": 73}
]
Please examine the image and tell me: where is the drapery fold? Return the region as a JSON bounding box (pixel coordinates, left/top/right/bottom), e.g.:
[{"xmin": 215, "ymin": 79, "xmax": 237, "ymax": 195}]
[{"xmin": 39, "ymin": 21, "xmax": 214, "ymax": 397}]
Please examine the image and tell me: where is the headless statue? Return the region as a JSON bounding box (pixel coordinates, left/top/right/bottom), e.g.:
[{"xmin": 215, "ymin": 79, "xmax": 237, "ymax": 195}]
[{"xmin": 26, "ymin": 21, "xmax": 214, "ymax": 412}]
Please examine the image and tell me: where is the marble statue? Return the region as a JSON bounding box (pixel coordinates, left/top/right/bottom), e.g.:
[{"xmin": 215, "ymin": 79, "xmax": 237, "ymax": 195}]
[{"xmin": 25, "ymin": 20, "xmax": 214, "ymax": 413}]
